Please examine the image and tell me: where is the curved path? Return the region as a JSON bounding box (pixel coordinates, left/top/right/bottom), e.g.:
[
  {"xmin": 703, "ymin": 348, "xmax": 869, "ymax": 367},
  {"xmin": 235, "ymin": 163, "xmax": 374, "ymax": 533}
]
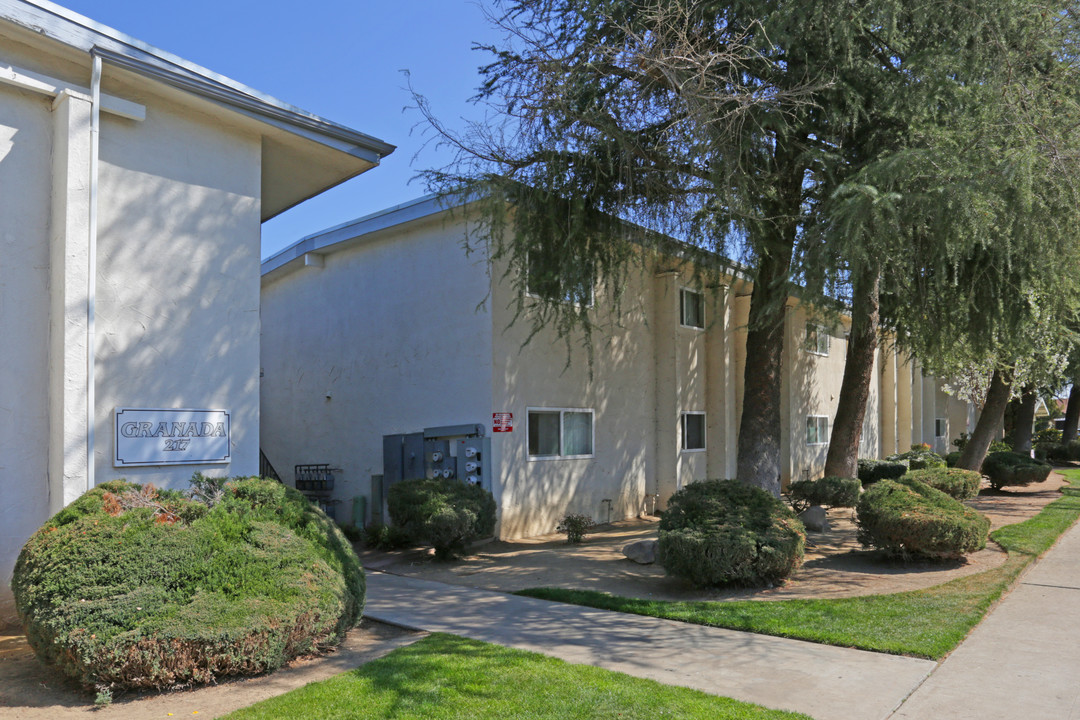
[{"xmin": 365, "ymin": 517, "xmax": 1080, "ymax": 720}]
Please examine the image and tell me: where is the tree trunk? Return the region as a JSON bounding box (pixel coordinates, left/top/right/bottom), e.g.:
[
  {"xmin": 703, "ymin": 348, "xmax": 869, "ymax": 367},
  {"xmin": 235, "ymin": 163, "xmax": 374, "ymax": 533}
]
[
  {"xmin": 1062, "ymin": 380, "xmax": 1080, "ymax": 441},
  {"xmin": 1010, "ymin": 385, "xmax": 1038, "ymax": 454},
  {"xmin": 823, "ymin": 266, "xmax": 880, "ymax": 479},
  {"xmin": 956, "ymin": 369, "xmax": 1013, "ymax": 471},
  {"xmin": 734, "ymin": 136, "xmax": 804, "ymax": 497},
  {"xmin": 735, "ymin": 247, "xmax": 790, "ymax": 497},
  {"xmin": 1002, "ymin": 397, "xmax": 1019, "ymax": 444}
]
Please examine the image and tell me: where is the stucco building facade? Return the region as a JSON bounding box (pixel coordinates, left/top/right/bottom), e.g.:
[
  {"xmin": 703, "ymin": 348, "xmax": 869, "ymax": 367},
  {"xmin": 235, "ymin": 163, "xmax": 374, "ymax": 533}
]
[
  {"xmin": 261, "ymin": 196, "xmax": 974, "ymax": 540},
  {"xmin": 0, "ymin": 0, "xmax": 392, "ymax": 625}
]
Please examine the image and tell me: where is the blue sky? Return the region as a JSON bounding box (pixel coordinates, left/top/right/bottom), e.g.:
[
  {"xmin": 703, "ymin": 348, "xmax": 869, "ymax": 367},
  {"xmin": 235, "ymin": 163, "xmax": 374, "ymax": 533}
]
[{"xmin": 58, "ymin": 0, "xmax": 501, "ymax": 259}]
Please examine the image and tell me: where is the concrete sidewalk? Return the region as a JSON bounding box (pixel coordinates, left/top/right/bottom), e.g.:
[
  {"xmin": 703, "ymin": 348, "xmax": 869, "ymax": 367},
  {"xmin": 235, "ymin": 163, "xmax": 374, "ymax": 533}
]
[
  {"xmin": 364, "ymin": 571, "xmax": 936, "ymax": 720},
  {"xmin": 890, "ymin": 519, "xmax": 1080, "ymax": 719}
]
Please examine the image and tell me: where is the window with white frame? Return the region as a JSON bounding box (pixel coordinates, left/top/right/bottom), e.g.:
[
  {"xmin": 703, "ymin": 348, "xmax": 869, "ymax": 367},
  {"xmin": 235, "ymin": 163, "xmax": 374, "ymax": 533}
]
[
  {"xmin": 680, "ymin": 288, "xmax": 705, "ymax": 329},
  {"xmin": 935, "ymin": 418, "xmax": 947, "ymax": 438},
  {"xmin": 806, "ymin": 323, "xmax": 830, "ymax": 356},
  {"xmin": 527, "ymin": 408, "xmax": 594, "ymax": 459},
  {"xmin": 681, "ymin": 412, "xmax": 706, "ymax": 451},
  {"xmin": 806, "ymin": 415, "xmax": 829, "ymax": 445}
]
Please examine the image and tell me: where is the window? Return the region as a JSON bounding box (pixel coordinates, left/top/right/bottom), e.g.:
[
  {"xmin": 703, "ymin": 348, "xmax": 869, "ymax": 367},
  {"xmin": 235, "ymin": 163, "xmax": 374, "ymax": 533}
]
[
  {"xmin": 806, "ymin": 323, "xmax": 830, "ymax": 356},
  {"xmin": 528, "ymin": 408, "xmax": 594, "ymax": 459},
  {"xmin": 681, "ymin": 412, "xmax": 706, "ymax": 451},
  {"xmin": 526, "ymin": 253, "xmax": 594, "ymax": 307},
  {"xmin": 935, "ymin": 418, "xmax": 947, "ymax": 438},
  {"xmin": 680, "ymin": 288, "xmax": 705, "ymax": 328},
  {"xmin": 806, "ymin": 415, "xmax": 829, "ymax": 445}
]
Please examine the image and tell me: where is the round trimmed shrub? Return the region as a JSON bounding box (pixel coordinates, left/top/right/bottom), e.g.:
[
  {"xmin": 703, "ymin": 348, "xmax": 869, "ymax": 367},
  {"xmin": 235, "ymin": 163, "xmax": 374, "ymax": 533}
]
[
  {"xmin": 886, "ymin": 449, "xmax": 947, "ymax": 470},
  {"xmin": 945, "ymin": 451, "xmax": 961, "ymax": 467},
  {"xmin": 902, "ymin": 467, "xmax": 982, "ymax": 500},
  {"xmin": 788, "ymin": 476, "xmax": 860, "ymax": 509},
  {"xmin": 857, "ymin": 458, "xmax": 908, "ymax": 486},
  {"xmin": 981, "ymin": 452, "xmax": 1052, "ymax": 490},
  {"xmin": 12, "ymin": 477, "xmax": 362, "ymax": 692},
  {"xmin": 657, "ymin": 479, "xmax": 805, "ymax": 587},
  {"xmin": 856, "ymin": 478, "xmax": 989, "ymax": 559},
  {"xmin": 387, "ymin": 478, "xmax": 496, "ymax": 560}
]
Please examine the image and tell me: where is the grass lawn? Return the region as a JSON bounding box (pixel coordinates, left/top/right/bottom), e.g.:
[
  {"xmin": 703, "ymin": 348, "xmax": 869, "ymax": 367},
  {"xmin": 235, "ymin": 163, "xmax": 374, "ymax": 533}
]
[
  {"xmin": 223, "ymin": 633, "xmax": 810, "ymax": 720},
  {"xmin": 518, "ymin": 470, "xmax": 1080, "ymax": 660}
]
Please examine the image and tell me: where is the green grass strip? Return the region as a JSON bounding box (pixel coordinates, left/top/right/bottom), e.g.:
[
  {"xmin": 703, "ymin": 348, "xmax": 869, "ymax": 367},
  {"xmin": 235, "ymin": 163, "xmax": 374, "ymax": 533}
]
[
  {"xmin": 223, "ymin": 633, "xmax": 810, "ymax": 720},
  {"xmin": 518, "ymin": 470, "xmax": 1080, "ymax": 660}
]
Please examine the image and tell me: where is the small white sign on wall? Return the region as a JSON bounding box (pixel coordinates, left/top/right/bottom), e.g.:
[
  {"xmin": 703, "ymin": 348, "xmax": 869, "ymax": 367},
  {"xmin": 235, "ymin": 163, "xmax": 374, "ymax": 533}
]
[{"xmin": 114, "ymin": 408, "xmax": 231, "ymax": 467}]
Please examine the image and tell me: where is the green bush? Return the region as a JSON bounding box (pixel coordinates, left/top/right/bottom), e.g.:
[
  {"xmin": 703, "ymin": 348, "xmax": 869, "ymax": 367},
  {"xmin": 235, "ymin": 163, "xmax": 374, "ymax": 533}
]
[
  {"xmin": 387, "ymin": 479, "xmax": 496, "ymax": 560},
  {"xmin": 988, "ymin": 439, "xmax": 1013, "ymax": 454},
  {"xmin": 945, "ymin": 451, "xmax": 961, "ymax": 467},
  {"xmin": 857, "ymin": 458, "xmax": 908, "ymax": 485},
  {"xmin": 886, "ymin": 448, "xmax": 947, "ymax": 470},
  {"xmin": 12, "ymin": 477, "xmax": 362, "ymax": 692},
  {"xmin": 362, "ymin": 522, "xmax": 414, "ymax": 550},
  {"xmin": 855, "ymin": 478, "xmax": 990, "ymax": 559},
  {"xmin": 788, "ymin": 476, "xmax": 860, "ymax": 511},
  {"xmin": 902, "ymin": 467, "xmax": 982, "ymax": 500},
  {"xmin": 981, "ymin": 452, "xmax": 1053, "ymax": 491},
  {"xmin": 657, "ymin": 480, "xmax": 805, "ymax": 587},
  {"xmin": 557, "ymin": 513, "xmax": 595, "ymax": 543},
  {"xmin": 1041, "ymin": 442, "xmax": 1074, "ymax": 463}
]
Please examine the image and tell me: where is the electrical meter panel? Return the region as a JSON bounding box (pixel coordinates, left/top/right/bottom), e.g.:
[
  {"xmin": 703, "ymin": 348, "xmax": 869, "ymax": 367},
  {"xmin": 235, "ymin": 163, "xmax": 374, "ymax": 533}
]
[
  {"xmin": 456, "ymin": 436, "xmax": 492, "ymax": 491},
  {"xmin": 383, "ymin": 423, "xmax": 491, "ymax": 491}
]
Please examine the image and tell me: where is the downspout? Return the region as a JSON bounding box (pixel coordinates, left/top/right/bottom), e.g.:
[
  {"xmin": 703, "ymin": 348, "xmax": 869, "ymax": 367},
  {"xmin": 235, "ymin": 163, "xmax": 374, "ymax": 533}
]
[{"xmin": 86, "ymin": 50, "xmax": 101, "ymax": 491}]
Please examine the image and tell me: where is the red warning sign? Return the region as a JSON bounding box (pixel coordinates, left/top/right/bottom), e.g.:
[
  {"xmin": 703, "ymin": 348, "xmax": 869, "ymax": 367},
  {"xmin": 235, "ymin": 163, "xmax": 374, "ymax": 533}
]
[{"xmin": 493, "ymin": 412, "xmax": 513, "ymax": 432}]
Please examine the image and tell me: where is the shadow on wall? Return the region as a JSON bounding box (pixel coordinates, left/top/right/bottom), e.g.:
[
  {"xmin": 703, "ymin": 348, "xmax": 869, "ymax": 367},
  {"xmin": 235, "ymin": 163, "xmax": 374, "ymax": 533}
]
[
  {"xmin": 89, "ymin": 118, "xmax": 262, "ymax": 491},
  {"xmin": 495, "ymin": 283, "xmax": 654, "ymax": 540}
]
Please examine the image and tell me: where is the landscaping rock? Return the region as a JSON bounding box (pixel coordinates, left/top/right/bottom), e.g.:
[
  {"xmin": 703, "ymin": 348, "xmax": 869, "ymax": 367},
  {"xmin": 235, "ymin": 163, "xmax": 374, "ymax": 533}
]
[
  {"xmin": 623, "ymin": 539, "xmax": 658, "ymax": 564},
  {"xmin": 799, "ymin": 505, "xmax": 830, "ymax": 532}
]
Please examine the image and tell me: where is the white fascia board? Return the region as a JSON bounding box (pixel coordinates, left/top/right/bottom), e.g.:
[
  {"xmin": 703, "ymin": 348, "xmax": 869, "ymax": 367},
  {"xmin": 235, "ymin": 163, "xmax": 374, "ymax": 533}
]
[
  {"xmin": 261, "ymin": 194, "xmax": 452, "ymax": 278},
  {"xmin": 0, "ymin": 1, "xmax": 393, "ymax": 159}
]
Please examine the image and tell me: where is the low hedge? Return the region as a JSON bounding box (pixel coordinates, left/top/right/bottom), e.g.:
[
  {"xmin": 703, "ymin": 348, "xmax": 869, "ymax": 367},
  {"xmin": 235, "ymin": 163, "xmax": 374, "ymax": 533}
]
[
  {"xmin": 945, "ymin": 451, "xmax": 961, "ymax": 467},
  {"xmin": 387, "ymin": 478, "xmax": 496, "ymax": 560},
  {"xmin": 857, "ymin": 459, "xmax": 908, "ymax": 485},
  {"xmin": 902, "ymin": 467, "xmax": 982, "ymax": 500},
  {"xmin": 981, "ymin": 452, "xmax": 1053, "ymax": 491},
  {"xmin": 788, "ymin": 476, "xmax": 861, "ymax": 510},
  {"xmin": 886, "ymin": 449, "xmax": 947, "ymax": 470},
  {"xmin": 855, "ymin": 478, "xmax": 989, "ymax": 559},
  {"xmin": 657, "ymin": 479, "xmax": 805, "ymax": 587},
  {"xmin": 12, "ymin": 477, "xmax": 362, "ymax": 692}
]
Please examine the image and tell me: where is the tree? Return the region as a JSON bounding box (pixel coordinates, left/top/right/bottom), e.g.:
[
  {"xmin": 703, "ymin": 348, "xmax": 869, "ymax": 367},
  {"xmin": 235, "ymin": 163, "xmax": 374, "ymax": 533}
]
[
  {"xmin": 417, "ymin": 0, "xmax": 1080, "ymax": 493},
  {"xmin": 820, "ymin": 0, "xmax": 1080, "ymax": 476}
]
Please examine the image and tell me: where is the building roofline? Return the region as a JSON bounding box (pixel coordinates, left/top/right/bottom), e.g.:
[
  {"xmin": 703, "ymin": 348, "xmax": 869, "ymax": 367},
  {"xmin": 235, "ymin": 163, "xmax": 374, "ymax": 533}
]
[
  {"xmin": 0, "ymin": 0, "xmax": 395, "ymax": 160},
  {"xmin": 262, "ymin": 194, "xmax": 449, "ymax": 276}
]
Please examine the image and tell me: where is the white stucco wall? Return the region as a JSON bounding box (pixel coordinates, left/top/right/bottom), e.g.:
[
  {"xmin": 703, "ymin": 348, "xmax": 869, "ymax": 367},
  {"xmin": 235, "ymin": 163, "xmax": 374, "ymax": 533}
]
[
  {"xmin": 0, "ymin": 84, "xmax": 54, "ymax": 626},
  {"xmin": 93, "ymin": 92, "xmax": 263, "ymax": 489},
  {"xmin": 490, "ymin": 251, "xmax": 660, "ymax": 538},
  {"xmin": 783, "ymin": 305, "xmax": 878, "ymax": 483},
  {"xmin": 0, "ymin": 30, "xmax": 269, "ymax": 626},
  {"xmin": 260, "ymin": 212, "xmax": 494, "ymax": 521}
]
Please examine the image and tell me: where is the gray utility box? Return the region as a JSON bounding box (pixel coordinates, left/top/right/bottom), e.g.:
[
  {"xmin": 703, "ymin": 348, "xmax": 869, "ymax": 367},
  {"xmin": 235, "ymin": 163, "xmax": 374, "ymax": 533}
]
[{"xmin": 383, "ymin": 424, "xmax": 493, "ymax": 496}]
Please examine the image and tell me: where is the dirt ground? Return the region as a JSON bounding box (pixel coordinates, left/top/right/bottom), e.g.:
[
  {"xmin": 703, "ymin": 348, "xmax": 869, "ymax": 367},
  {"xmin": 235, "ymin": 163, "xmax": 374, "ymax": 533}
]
[
  {"xmin": 361, "ymin": 472, "xmax": 1070, "ymax": 603},
  {"xmin": 0, "ymin": 620, "xmax": 420, "ymax": 720}
]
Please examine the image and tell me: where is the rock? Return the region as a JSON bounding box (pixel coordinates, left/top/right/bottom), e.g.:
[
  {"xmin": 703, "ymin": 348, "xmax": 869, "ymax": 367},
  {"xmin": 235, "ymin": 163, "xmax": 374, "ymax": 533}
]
[
  {"xmin": 623, "ymin": 539, "xmax": 658, "ymax": 564},
  {"xmin": 799, "ymin": 505, "xmax": 830, "ymax": 532}
]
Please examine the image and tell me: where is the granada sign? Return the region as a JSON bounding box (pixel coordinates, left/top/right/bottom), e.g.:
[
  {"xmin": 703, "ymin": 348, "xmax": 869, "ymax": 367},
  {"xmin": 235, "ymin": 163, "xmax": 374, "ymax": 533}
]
[{"xmin": 114, "ymin": 408, "xmax": 230, "ymax": 467}]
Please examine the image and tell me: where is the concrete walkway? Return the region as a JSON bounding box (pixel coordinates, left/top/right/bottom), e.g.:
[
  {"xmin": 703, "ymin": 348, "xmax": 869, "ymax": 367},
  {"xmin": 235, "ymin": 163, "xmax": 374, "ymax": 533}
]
[
  {"xmin": 366, "ymin": 517, "xmax": 1080, "ymax": 720},
  {"xmin": 891, "ymin": 519, "xmax": 1080, "ymax": 720},
  {"xmin": 364, "ymin": 571, "xmax": 936, "ymax": 720}
]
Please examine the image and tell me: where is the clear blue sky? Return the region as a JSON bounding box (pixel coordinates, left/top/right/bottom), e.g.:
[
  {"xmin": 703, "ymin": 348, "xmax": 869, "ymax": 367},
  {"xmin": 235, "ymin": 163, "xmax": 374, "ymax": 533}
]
[{"xmin": 58, "ymin": 0, "xmax": 501, "ymax": 259}]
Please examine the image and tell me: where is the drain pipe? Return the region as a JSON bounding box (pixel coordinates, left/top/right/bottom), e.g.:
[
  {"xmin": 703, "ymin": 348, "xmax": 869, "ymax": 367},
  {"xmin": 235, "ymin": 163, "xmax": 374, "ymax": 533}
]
[{"xmin": 86, "ymin": 50, "xmax": 101, "ymax": 491}]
